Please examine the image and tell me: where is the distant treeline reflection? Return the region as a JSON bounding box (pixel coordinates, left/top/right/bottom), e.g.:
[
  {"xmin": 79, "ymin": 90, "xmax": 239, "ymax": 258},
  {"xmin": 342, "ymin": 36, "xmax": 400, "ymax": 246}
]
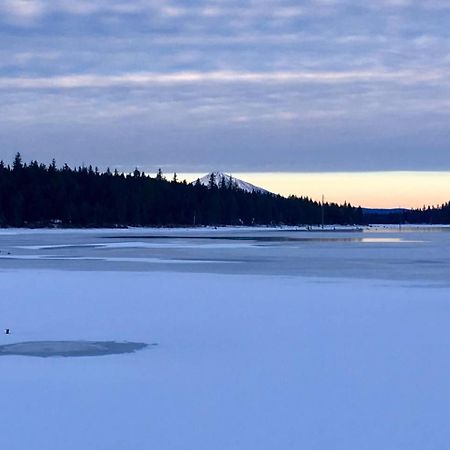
[{"xmin": 0, "ymin": 154, "xmax": 447, "ymax": 227}]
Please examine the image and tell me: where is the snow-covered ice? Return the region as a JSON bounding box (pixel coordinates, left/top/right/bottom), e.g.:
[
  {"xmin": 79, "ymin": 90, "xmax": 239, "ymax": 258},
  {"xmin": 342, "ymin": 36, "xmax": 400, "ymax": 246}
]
[{"xmin": 1, "ymin": 227, "xmax": 450, "ymax": 449}]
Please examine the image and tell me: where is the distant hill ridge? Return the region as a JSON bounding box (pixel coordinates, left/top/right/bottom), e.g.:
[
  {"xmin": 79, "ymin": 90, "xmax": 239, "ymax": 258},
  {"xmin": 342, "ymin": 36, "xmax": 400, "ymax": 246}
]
[
  {"xmin": 363, "ymin": 208, "xmax": 410, "ymax": 215},
  {"xmin": 195, "ymin": 172, "xmax": 272, "ymax": 195}
]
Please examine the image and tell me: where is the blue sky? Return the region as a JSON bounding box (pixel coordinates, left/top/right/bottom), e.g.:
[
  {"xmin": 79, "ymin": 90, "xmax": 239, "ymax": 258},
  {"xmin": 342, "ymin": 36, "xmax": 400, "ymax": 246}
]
[{"xmin": 1, "ymin": 0, "xmax": 450, "ymax": 173}]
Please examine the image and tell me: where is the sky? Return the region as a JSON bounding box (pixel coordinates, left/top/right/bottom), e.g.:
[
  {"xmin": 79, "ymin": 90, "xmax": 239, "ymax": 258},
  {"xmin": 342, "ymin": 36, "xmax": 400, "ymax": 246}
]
[
  {"xmin": 179, "ymin": 172, "xmax": 450, "ymax": 208},
  {"xmin": 1, "ymin": 0, "xmax": 450, "ymax": 206}
]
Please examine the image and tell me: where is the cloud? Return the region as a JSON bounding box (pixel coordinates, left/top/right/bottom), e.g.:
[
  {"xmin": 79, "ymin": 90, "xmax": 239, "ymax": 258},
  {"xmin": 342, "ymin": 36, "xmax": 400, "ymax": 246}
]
[
  {"xmin": 0, "ymin": 68, "xmax": 446, "ymax": 90},
  {"xmin": 1, "ymin": 0, "xmax": 46, "ymax": 23},
  {"xmin": 2, "ymin": 0, "xmax": 450, "ymax": 25},
  {"xmin": 1, "ymin": 0, "xmax": 450, "ymax": 170}
]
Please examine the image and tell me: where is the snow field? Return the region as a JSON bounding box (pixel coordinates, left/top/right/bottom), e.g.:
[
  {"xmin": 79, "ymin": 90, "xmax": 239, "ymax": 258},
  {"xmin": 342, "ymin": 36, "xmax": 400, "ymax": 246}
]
[{"xmin": 1, "ymin": 269, "xmax": 449, "ymax": 449}]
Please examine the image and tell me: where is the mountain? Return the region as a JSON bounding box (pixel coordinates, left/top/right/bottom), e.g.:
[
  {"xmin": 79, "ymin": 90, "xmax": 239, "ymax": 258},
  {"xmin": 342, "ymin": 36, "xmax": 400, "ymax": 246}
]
[{"xmin": 194, "ymin": 172, "xmax": 272, "ymax": 194}]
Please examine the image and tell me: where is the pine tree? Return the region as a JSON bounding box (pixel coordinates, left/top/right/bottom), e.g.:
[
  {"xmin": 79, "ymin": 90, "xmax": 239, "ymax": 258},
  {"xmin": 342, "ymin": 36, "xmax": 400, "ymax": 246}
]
[
  {"xmin": 12, "ymin": 153, "xmax": 23, "ymax": 171},
  {"xmin": 208, "ymin": 172, "xmax": 216, "ymax": 189}
]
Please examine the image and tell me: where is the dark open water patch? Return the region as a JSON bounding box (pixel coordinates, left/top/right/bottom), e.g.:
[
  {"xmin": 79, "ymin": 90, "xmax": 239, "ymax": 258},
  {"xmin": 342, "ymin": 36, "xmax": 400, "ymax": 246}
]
[{"xmin": 0, "ymin": 341, "xmax": 148, "ymax": 358}]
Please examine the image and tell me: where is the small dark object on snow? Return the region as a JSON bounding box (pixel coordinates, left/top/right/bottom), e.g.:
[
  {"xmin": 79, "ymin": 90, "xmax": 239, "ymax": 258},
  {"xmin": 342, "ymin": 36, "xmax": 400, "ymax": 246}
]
[{"xmin": 5, "ymin": 329, "xmax": 10, "ymax": 335}]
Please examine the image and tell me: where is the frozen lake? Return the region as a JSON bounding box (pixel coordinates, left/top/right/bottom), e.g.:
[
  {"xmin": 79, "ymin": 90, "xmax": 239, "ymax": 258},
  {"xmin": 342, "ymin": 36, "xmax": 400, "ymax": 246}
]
[
  {"xmin": 1, "ymin": 227, "xmax": 450, "ymax": 449},
  {"xmin": 1, "ymin": 225, "xmax": 450, "ymax": 283}
]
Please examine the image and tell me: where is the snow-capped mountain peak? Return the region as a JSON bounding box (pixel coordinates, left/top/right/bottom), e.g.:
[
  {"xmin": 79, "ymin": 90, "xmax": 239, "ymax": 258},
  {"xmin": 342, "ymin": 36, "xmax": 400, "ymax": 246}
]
[{"xmin": 194, "ymin": 172, "xmax": 271, "ymax": 194}]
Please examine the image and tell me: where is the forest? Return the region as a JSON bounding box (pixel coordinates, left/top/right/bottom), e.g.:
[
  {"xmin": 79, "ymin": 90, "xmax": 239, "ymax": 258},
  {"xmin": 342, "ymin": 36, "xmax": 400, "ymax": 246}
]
[
  {"xmin": 0, "ymin": 154, "xmax": 363, "ymax": 227},
  {"xmin": 366, "ymin": 206, "xmax": 450, "ymax": 225},
  {"xmin": 3, "ymin": 153, "xmax": 449, "ymax": 227}
]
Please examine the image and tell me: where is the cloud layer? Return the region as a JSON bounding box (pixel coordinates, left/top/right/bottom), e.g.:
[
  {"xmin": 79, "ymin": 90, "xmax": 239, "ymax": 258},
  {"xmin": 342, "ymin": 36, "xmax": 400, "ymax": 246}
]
[{"xmin": 1, "ymin": 0, "xmax": 450, "ymax": 171}]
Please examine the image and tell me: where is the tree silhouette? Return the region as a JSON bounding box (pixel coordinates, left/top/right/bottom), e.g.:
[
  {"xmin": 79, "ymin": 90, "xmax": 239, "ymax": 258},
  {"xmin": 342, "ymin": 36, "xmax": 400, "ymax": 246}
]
[{"xmin": 0, "ymin": 155, "xmax": 379, "ymax": 228}]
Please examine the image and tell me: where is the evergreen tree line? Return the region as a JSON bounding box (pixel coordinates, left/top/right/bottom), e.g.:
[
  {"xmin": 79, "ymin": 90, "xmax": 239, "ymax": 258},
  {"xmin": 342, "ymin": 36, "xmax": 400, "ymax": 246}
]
[
  {"xmin": 0, "ymin": 153, "xmax": 364, "ymax": 227},
  {"xmin": 365, "ymin": 204, "xmax": 450, "ymax": 225}
]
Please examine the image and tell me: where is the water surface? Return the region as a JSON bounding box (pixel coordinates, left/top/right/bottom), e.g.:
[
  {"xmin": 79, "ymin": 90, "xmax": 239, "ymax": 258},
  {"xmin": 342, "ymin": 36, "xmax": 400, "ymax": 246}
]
[{"xmin": 0, "ymin": 226, "xmax": 449, "ymax": 283}]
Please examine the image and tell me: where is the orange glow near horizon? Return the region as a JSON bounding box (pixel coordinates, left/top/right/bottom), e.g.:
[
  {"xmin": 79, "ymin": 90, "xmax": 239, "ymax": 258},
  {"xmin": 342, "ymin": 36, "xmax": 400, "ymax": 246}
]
[{"xmin": 178, "ymin": 172, "xmax": 450, "ymax": 209}]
